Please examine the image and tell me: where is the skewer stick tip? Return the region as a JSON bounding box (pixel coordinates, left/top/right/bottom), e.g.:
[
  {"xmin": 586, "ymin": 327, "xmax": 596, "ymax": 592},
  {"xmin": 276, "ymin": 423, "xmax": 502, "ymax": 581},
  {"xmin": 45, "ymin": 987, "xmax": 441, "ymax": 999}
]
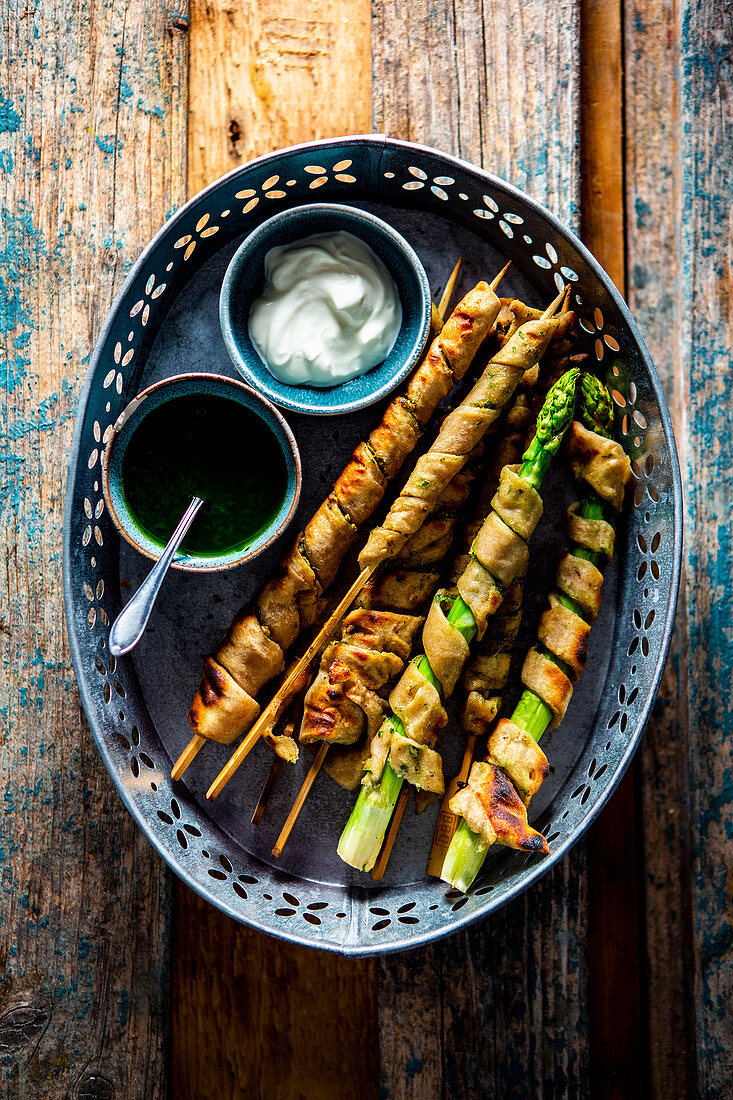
[
  {"xmin": 540, "ymin": 283, "xmax": 570, "ymax": 321},
  {"xmin": 489, "ymin": 260, "xmax": 511, "ymax": 291},
  {"xmin": 272, "ymin": 742, "xmax": 329, "ymax": 858},
  {"xmin": 437, "ymin": 257, "xmax": 462, "ymax": 319},
  {"xmin": 171, "ymin": 734, "xmax": 206, "ymax": 781},
  {"xmin": 561, "ymin": 284, "xmax": 572, "ymax": 314}
]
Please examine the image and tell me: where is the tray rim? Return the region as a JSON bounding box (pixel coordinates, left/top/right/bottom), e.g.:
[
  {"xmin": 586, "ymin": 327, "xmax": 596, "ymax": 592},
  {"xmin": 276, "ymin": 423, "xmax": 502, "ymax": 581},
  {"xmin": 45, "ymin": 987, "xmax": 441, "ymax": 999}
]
[{"xmin": 63, "ymin": 134, "xmax": 683, "ymax": 954}]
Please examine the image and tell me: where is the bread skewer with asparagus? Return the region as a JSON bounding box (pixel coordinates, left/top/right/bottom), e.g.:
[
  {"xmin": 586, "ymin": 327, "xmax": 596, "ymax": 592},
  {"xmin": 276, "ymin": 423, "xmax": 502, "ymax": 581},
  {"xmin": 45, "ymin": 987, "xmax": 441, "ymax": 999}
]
[
  {"xmin": 338, "ymin": 365, "xmax": 580, "ymax": 872},
  {"xmin": 426, "ymin": 325, "xmax": 585, "ymax": 875},
  {"xmin": 340, "ymin": 303, "xmax": 576, "ymax": 878},
  {"xmin": 371, "ymin": 369, "xmax": 539, "ymax": 881},
  {"xmin": 441, "ymin": 373, "xmax": 631, "ymax": 891},
  {"xmin": 258, "ymin": 297, "xmax": 575, "ymax": 857}
]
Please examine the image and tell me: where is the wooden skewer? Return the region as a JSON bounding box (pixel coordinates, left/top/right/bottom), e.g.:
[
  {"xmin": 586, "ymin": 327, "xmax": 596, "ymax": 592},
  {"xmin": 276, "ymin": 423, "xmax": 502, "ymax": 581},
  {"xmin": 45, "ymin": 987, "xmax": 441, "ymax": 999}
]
[
  {"xmin": 426, "ymin": 733, "xmax": 478, "ymax": 877},
  {"xmin": 490, "ymin": 261, "xmax": 511, "ymax": 293},
  {"xmin": 171, "ymin": 733, "xmax": 205, "ymax": 782},
  {"xmin": 372, "ymin": 786, "xmax": 410, "ymax": 882},
  {"xmin": 361, "ymin": 282, "xmax": 571, "ymax": 879},
  {"xmin": 271, "ymin": 742, "xmax": 329, "ymax": 857},
  {"xmin": 561, "ymin": 284, "xmax": 572, "ymax": 313}
]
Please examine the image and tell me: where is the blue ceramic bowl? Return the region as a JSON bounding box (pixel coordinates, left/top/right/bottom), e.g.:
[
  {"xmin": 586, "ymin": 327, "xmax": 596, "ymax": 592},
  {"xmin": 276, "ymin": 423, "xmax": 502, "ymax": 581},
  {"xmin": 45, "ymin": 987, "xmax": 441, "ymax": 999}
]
[
  {"xmin": 101, "ymin": 373, "xmax": 301, "ymax": 573},
  {"xmin": 219, "ymin": 203, "xmax": 432, "ymax": 416}
]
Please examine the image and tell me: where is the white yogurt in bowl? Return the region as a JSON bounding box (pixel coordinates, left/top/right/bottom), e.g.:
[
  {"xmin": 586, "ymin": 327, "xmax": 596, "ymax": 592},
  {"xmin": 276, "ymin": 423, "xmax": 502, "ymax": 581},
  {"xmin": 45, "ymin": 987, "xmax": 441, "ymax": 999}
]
[{"xmin": 248, "ymin": 231, "xmax": 403, "ymax": 388}]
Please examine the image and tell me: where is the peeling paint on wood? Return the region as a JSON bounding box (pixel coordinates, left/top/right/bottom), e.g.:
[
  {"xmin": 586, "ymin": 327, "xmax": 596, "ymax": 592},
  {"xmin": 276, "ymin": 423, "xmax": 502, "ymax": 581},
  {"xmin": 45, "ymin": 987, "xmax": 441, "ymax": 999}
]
[
  {"xmin": 626, "ymin": 0, "xmax": 733, "ymax": 1095},
  {"xmin": 0, "ymin": 0, "xmax": 186, "ymax": 1095}
]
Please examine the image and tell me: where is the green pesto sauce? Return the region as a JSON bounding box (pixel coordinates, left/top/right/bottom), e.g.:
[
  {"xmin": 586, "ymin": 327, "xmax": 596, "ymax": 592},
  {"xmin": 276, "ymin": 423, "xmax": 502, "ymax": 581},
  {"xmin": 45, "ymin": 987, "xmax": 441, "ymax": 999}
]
[{"xmin": 122, "ymin": 394, "xmax": 287, "ymax": 557}]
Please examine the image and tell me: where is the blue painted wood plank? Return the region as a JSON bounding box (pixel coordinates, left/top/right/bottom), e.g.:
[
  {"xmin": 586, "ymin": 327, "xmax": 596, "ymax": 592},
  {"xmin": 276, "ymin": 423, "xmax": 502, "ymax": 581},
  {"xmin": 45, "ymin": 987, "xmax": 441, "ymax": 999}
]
[
  {"xmin": 0, "ymin": 1, "xmax": 187, "ymax": 1094},
  {"xmin": 626, "ymin": 0, "xmax": 733, "ymax": 1094}
]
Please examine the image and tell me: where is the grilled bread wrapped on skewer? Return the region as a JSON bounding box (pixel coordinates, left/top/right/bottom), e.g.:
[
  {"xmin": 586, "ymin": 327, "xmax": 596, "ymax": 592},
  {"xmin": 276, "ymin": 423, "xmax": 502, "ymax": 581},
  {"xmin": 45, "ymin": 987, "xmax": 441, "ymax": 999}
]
[
  {"xmin": 358, "ymin": 308, "xmax": 576, "ymax": 570},
  {"xmin": 187, "ymin": 284, "xmax": 503, "ymax": 751},
  {"xmin": 456, "ymin": 325, "xmax": 582, "ymax": 734},
  {"xmin": 445, "ymin": 376, "xmax": 632, "ymax": 885}
]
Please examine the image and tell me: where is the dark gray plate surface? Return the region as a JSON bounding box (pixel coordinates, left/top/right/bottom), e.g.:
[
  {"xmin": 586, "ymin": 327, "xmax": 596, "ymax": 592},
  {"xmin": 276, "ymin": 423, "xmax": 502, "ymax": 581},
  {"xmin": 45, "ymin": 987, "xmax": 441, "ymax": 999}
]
[{"xmin": 64, "ymin": 136, "xmax": 682, "ymax": 954}]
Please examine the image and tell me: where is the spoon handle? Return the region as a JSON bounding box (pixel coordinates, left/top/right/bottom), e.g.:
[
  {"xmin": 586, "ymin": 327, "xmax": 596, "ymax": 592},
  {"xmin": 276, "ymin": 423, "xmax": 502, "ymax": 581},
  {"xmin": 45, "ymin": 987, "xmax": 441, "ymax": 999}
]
[{"xmin": 109, "ymin": 496, "xmax": 205, "ymax": 657}]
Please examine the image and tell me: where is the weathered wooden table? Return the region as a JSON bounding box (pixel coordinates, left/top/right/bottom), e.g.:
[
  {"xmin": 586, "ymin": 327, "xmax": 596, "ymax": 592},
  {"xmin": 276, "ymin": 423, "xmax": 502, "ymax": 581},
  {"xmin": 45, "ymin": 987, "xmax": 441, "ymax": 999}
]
[{"xmin": 1, "ymin": 1, "xmax": 730, "ymax": 1096}]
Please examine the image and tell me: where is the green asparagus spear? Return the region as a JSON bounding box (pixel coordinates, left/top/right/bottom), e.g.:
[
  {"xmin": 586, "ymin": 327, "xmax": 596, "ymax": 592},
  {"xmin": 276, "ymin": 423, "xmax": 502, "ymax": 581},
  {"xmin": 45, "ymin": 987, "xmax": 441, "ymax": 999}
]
[
  {"xmin": 441, "ymin": 373, "xmax": 617, "ymax": 892},
  {"xmin": 337, "ymin": 368, "xmax": 580, "ymax": 872}
]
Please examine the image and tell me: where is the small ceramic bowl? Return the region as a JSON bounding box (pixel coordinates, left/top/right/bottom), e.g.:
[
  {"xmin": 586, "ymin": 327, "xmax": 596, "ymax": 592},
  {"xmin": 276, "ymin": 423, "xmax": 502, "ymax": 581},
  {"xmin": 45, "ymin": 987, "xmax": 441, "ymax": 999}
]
[
  {"xmin": 219, "ymin": 203, "xmax": 432, "ymax": 416},
  {"xmin": 102, "ymin": 373, "xmax": 301, "ymax": 573}
]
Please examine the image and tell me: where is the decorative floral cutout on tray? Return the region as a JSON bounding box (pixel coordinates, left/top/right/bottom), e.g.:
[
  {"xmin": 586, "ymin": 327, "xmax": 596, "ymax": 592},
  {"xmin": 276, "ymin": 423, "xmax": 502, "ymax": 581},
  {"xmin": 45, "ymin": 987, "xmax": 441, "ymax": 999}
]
[
  {"xmin": 129, "ymin": 273, "xmax": 167, "ymax": 328},
  {"xmin": 174, "ymin": 212, "xmax": 220, "ymax": 261}
]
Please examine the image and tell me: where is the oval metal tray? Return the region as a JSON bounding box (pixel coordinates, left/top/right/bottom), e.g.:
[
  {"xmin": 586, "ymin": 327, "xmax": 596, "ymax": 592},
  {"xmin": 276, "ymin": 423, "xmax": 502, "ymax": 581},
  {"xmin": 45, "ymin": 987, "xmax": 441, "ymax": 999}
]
[{"xmin": 64, "ymin": 136, "xmax": 682, "ymax": 955}]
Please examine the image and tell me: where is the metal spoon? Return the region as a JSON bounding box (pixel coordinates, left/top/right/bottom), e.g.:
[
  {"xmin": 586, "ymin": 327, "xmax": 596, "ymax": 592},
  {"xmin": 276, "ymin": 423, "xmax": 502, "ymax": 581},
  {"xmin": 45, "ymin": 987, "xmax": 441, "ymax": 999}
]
[{"xmin": 109, "ymin": 496, "xmax": 205, "ymax": 657}]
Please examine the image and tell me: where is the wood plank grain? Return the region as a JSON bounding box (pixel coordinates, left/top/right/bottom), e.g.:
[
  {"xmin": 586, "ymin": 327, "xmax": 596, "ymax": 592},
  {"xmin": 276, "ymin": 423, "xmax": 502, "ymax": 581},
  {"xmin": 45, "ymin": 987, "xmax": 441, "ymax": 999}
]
[
  {"xmin": 188, "ymin": 0, "xmax": 371, "ymax": 189},
  {"xmin": 376, "ymin": 944, "xmax": 443, "ymax": 1099},
  {"xmin": 580, "ymin": 2, "xmax": 645, "ymax": 1096},
  {"xmin": 625, "ymin": 0, "xmax": 733, "ymax": 1094},
  {"xmin": 442, "ymin": 856, "xmax": 589, "ymax": 1098},
  {"xmin": 0, "ymin": 0, "xmax": 187, "ymax": 1095},
  {"xmin": 172, "ymin": 886, "xmax": 378, "ymax": 1100},
  {"xmin": 624, "ymin": 1, "xmax": 699, "ymax": 1094},
  {"xmin": 372, "ymin": 0, "xmax": 580, "ymax": 213},
  {"xmin": 171, "ymin": 4, "xmax": 376, "ymax": 1099},
  {"xmin": 373, "ymin": 3, "xmax": 588, "ymax": 1096},
  {"xmin": 580, "ymin": 0, "xmax": 625, "ymax": 290}
]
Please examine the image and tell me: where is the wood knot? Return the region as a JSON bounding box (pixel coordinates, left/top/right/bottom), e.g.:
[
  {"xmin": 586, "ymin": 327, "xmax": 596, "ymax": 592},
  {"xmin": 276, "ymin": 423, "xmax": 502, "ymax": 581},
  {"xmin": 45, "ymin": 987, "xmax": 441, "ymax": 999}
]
[
  {"xmin": 229, "ymin": 120, "xmax": 241, "ymax": 152},
  {"xmin": 76, "ymin": 1073, "xmax": 116, "ymax": 1100},
  {"xmin": 169, "ymin": 16, "xmax": 189, "ymax": 33},
  {"xmin": 0, "ymin": 1004, "xmax": 51, "ymax": 1054}
]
